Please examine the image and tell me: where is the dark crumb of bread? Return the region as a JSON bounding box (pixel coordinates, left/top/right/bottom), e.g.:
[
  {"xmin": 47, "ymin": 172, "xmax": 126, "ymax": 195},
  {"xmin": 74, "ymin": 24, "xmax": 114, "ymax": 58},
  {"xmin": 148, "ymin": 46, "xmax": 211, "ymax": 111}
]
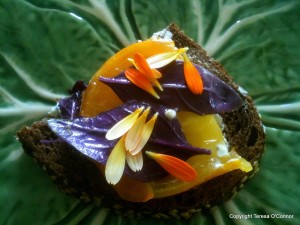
[{"xmin": 17, "ymin": 23, "xmax": 265, "ymax": 219}]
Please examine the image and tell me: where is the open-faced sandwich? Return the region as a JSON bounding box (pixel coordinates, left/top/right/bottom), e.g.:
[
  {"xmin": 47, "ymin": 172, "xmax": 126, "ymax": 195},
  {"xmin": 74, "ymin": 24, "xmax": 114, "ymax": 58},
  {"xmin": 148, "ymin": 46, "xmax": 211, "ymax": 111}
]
[{"xmin": 17, "ymin": 24, "xmax": 265, "ymax": 219}]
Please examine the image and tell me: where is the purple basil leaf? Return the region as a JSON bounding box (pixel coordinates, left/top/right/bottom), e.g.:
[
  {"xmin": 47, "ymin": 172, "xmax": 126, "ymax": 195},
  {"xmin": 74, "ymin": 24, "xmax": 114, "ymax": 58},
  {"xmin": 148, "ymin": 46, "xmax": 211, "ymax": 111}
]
[
  {"xmin": 100, "ymin": 61, "xmax": 244, "ymax": 114},
  {"xmin": 58, "ymin": 92, "xmax": 81, "ymax": 119},
  {"xmin": 47, "ymin": 100, "xmax": 210, "ymax": 182},
  {"xmin": 58, "ymin": 81, "xmax": 86, "ymax": 119}
]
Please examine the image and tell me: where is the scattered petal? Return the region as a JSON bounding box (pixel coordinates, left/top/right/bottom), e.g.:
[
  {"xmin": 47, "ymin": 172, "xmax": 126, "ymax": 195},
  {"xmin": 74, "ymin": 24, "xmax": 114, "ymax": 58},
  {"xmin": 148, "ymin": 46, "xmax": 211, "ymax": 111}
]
[
  {"xmin": 127, "ymin": 57, "xmax": 135, "ymax": 65},
  {"xmin": 133, "ymin": 53, "xmax": 163, "ymax": 91},
  {"xmin": 106, "ymin": 107, "xmax": 144, "ymax": 140},
  {"xmin": 126, "ymin": 151, "xmax": 143, "ymax": 172},
  {"xmin": 151, "ymin": 72, "xmax": 163, "ymax": 91},
  {"xmin": 105, "ymin": 137, "xmax": 126, "ymax": 185},
  {"xmin": 134, "ymin": 53, "xmax": 154, "ymax": 78},
  {"xmin": 146, "ymin": 151, "xmax": 197, "ymax": 181},
  {"xmin": 129, "ymin": 56, "xmax": 162, "ymax": 78},
  {"xmin": 125, "ymin": 68, "xmax": 160, "ymax": 99},
  {"xmin": 131, "ymin": 112, "xmax": 158, "ymax": 155},
  {"xmin": 146, "ymin": 47, "xmax": 188, "ymax": 68},
  {"xmin": 183, "ymin": 53, "xmax": 204, "ymax": 95},
  {"xmin": 125, "ymin": 107, "xmax": 150, "ymax": 151},
  {"xmin": 151, "ymin": 68, "xmax": 162, "ymax": 79}
]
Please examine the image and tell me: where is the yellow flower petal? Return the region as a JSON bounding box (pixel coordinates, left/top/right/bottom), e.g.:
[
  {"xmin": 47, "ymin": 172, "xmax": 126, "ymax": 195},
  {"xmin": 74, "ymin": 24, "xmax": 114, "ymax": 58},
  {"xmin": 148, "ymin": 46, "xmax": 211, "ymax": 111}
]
[
  {"xmin": 105, "ymin": 136, "xmax": 126, "ymax": 185},
  {"xmin": 145, "ymin": 151, "xmax": 197, "ymax": 182},
  {"xmin": 127, "ymin": 57, "xmax": 135, "ymax": 65},
  {"xmin": 106, "ymin": 107, "xmax": 144, "ymax": 140},
  {"xmin": 146, "ymin": 47, "xmax": 188, "ymax": 69},
  {"xmin": 126, "ymin": 151, "xmax": 143, "ymax": 172},
  {"xmin": 131, "ymin": 112, "xmax": 158, "ymax": 155},
  {"xmin": 125, "ymin": 107, "xmax": 150, "ymax": 152},
  {"xmin": 152, "ymin": 78, "xmax": 163, "ymax": 91},
  {"xmin": 125, "ymin": 68, "xmax": 160, "ymax": 99},
  {"xmin": 183, "ymin": 53, "xmax": 204, "ymax": 95},
  {"xmin": 151, "ymin": 68, "xmax": 162, "ymax": 79}
]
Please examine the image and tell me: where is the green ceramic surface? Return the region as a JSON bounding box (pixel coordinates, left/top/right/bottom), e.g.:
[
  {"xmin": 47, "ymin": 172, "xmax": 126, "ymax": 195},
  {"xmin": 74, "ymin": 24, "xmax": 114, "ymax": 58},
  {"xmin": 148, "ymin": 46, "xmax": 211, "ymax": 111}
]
[{"xmin": 0, "ymin": 0, "xmax": 299, "ymax": 224}]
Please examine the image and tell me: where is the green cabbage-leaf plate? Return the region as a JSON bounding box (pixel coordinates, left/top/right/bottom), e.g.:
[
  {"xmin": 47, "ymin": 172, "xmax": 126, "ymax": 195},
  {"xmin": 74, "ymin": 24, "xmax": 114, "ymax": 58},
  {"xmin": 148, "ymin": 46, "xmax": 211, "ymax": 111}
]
[{"xmin": 1, "ymin": 0, "xmax": 299, "ymax": 224}]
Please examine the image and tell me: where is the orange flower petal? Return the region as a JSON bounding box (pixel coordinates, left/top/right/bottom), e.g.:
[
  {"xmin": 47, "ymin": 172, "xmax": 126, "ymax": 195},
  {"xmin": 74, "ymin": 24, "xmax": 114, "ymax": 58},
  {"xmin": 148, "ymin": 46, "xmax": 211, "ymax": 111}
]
[
  {"xmin": 145, "ymin": 151, "xmax": 197, "ymax": 182},
  {"xmin": 133, "ymin": 53, "xmax": 163, "ymax": 91},
  {"xmin": 133, "ymin": 53, "xmax": 155, "ymax": 78},
  {"xmin": 183, "ymin": 54, "xmax": 204, "ymax": 95},
  {"xmin": 125, "ymin": 107, "xmax": 150, "ymax": 152},
  {"xmin": 126, "ymin": 151, "xmax": 143, "ymax": 172},
  {"xmin": 131, "ymin": 112, "xmax": 158, "ymax": 155},
  {"xmin": 125, "ymin": 68, "xmax": 160, "ymax": 99},
  {"xmin": 129, "ymin": 58, "xmax": 162, "ymax": 79},
  {"xmin": 105, "ymin": 107, "xmax": 144, "ymax": 140},
  {"xmin": 105, "ymin": 136, "xmax": 126, "ymax": 185}
]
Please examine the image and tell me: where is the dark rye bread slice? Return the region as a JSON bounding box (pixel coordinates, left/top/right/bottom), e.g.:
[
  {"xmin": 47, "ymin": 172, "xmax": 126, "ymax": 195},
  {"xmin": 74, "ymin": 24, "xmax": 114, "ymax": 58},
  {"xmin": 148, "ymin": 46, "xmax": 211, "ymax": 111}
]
[{"xmin": 17, "ymin": 23, "xmax": 265, "ymax": 219}]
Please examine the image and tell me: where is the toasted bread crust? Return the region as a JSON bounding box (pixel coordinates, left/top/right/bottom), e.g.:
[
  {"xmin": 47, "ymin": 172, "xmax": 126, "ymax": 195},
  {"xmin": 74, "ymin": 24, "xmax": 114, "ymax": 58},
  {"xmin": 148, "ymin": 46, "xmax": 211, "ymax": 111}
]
[{"xmin": 17, "ymin": 24, "xmax": 265, "ymax": 218}]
